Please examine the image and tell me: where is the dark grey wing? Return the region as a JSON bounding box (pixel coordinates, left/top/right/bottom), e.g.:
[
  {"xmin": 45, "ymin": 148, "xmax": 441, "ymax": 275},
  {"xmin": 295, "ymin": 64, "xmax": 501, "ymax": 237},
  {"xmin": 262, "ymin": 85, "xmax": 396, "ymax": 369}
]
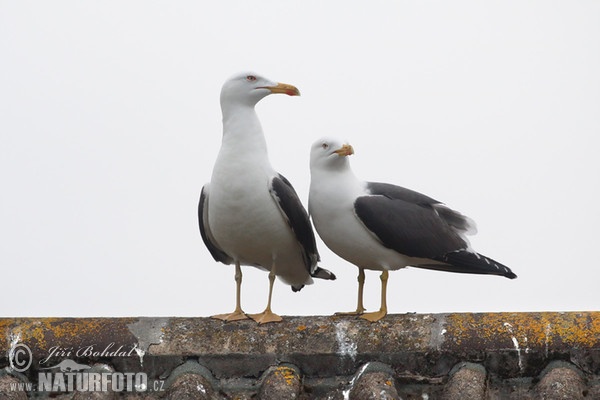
[
  {"xmin": 366, "ymin": 182, "xmax": 441, "ymax": 205},
  {"xmin": 358, "ymin": 182, "xmax": 515, "ymax": 279},
  {"xmin": 354, "ymin": 193, "xmax": 467, "ymax": 258},
  {"xmin": 198, "ymin": 184, "xmax": 233, "ymax": 264},
  {"xmin": 270, "ymin": 174, "xmax": 320, "ymax": 274},
  {"xmin": 271, "ymin": 174, "xmax": 336, "ymax": 289},
  {"xmin": 367, "ymin": 182, "xmax": 477, "ymax": 234}
]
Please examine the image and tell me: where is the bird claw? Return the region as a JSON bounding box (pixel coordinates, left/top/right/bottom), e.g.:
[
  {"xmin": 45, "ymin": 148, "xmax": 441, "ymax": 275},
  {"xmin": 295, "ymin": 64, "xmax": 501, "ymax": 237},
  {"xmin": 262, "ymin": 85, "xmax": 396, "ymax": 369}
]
[
  {"xmin": 334, "ymin": 308, "xmax": 366, "ymax": 316},
  {"xmin": 249, "ymin": 310, "xmax": 283, "ymax": 324},
  {"xmin": 211, "ymin": 310, "xmax": 250, "ymax": 322},
  {"xmin": 360, "ymin": 310, "xmax": 387, "ymax": 323}
]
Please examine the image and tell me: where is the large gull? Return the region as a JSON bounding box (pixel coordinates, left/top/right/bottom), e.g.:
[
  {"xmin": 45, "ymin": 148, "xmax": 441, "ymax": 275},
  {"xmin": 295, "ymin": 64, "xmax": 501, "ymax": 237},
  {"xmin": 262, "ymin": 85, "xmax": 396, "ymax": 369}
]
[
  {"xmin": 309, "ymin": 137, "xmax": 516, "ymax": 322},
  {"xmin": 198, "ymin": 73, "xmax": 335, "ymax": 324}
]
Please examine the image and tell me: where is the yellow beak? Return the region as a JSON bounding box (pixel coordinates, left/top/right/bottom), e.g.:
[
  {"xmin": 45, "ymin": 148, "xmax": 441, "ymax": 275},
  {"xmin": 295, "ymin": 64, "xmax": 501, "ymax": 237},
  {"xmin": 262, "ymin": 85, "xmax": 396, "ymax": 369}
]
[
  {"xmin": 334, "ymin": 144, "xmax": 354, "ymax": 157},
  {"xmin": 263, "ymin": 82, "xmax": 301, "ymax": 96}
]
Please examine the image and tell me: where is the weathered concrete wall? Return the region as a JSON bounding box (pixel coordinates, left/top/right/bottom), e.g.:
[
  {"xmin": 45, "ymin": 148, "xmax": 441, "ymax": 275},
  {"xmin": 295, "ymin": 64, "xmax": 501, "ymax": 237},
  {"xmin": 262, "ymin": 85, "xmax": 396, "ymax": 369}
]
[{"xmin": 1, "ymin": 312, "xmax": 599, "ymax": 399}]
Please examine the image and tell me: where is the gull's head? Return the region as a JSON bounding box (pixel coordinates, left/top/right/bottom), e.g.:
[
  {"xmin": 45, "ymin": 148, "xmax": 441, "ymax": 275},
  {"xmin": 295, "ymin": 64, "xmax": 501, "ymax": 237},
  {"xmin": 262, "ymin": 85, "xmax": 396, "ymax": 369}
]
[
  {"xmin": 310, "ymin": 137, "xmax": 354, "ymax": 172},
  {"xmin": 220, "ymin": 72, "xmax": 300, "ymax": 109}
]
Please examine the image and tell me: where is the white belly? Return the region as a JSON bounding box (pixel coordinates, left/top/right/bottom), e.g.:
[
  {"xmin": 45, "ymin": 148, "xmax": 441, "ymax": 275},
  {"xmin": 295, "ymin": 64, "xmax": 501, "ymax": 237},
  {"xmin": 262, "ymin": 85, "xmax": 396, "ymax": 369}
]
[
  {"xmin": 310, "ymin": 180, "xmax": 415, "ymax": 271},
  {"xmin": 208, "ymin": 157, "xmax": 310, "ymax": 286}
]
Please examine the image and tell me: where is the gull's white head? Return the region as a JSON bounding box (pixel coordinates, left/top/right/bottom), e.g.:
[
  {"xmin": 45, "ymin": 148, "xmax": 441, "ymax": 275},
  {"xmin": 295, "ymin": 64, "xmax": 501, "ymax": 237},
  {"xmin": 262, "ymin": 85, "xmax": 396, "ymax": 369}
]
[
  {"xmin": 220, "ymin": 72, "xmax": 300, "ymax": 109},
  {"xmin": 310, "ymin": 137, "xmax": 355, "ymax": 172}
]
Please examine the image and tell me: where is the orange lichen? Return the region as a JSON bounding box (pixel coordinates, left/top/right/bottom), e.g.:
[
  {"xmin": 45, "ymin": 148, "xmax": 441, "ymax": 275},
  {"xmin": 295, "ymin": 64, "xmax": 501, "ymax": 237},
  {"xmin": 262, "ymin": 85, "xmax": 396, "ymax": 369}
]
[
  {"xmin": 2, "ymin": 318, "xmax": 137, "ymax": 351},
  {"xmin": 274, "ymin": 366, "xmax": 297, "ymax": 386},
  {"xmin": 445, "ymin": 312, "xmax": 600, "ymax": 349}
]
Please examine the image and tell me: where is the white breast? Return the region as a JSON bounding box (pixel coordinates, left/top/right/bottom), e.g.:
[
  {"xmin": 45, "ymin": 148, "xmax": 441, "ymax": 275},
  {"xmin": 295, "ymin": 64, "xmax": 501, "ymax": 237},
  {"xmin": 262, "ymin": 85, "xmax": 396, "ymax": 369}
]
[
  {"xmin": 208, "ymin": 139, "xmax": 310, "ymax": 285},
  {"xmin": 309, "ymin": 170, "xmax": 415, "ymax": 271}
]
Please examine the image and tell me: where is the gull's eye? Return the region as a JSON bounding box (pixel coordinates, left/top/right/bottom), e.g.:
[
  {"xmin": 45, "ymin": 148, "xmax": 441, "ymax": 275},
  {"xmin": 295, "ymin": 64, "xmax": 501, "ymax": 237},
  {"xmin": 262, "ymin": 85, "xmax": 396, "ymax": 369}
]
[
  {"xmin": 246, "ymin": 75, "xmax": 257, "ymax": 82},
  {"xmin": 321, "ymin": 142, "xmax": 329, "ymax": 150}
]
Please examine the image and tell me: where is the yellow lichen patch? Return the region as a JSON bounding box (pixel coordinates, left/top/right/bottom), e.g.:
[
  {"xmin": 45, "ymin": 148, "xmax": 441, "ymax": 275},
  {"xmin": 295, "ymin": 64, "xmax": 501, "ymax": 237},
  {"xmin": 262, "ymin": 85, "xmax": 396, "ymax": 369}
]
[
  {"xmin": 385, "ymin": 380, "xmax": 392, "ymax": 386},
  {"xmin": 274, "ymin": 366, "xmax": 297, "ymax": 386},
  {"xmin": 296, "ymin": 325, "xmax": 307, "ymax": 332},
  {"xmin": 2, "ymin": 318, "xmax": 137, "ymax": 351},
  {"xmin": 537, "ymin": 312, "xmax": 600, "ymax": 348},
  {"xmin": 47, "ymin": 319, "xmax": 103, "ymax": 340},
  {"xmin": 5, "ymin": 318, "xmax": 62, "ymax": 350},
  {"xmin": 444, "ymin": 313, "xmax": 476, "ymax": 345},
  {"xmin": 445, "ymin": 312, "xmax": 600, "ymax": 349}
]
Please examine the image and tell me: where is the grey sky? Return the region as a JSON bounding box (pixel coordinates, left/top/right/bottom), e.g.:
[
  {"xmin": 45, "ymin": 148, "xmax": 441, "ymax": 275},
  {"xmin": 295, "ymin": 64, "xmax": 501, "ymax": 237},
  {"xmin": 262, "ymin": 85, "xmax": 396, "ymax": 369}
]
[{"xmin": 1, "ymin": 1, "xmax": 599, "ymax": 317}]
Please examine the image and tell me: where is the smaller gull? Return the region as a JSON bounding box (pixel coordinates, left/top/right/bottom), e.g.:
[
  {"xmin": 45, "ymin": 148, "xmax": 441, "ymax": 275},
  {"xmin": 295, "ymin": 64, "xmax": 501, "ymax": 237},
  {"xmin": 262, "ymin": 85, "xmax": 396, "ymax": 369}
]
[
  {"xmin": 309, "ymin": 138, "xmax": 516, "ymax": 322},
  {"xmin": 198, "ymin": 73, "xmax": 335, "ymax": 324}
]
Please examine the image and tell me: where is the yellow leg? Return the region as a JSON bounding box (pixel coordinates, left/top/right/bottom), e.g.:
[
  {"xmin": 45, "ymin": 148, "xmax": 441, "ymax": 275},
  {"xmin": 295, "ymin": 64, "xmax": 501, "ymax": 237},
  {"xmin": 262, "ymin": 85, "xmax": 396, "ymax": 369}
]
[
  {"xmin": 335, "ymin": 268, "xmax": 366, "ymax": 316},
  {"xmin": 212, "ymin": 262, "xmax": 249, "ymax": 322},
  {"xmin": 361, "ymin": 270, "xmax": 388, "ymax": 323},
  {"xmin": 249, "ymin": 268, "xmax": 283, "ymax": 324}
]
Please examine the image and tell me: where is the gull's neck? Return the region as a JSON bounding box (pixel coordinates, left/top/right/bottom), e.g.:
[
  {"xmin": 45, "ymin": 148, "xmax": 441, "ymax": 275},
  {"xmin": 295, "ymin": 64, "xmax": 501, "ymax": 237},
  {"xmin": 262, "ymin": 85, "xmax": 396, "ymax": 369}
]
[
  {"xmin": 221, "ymin": 103, "xmax": 268, "ymax": 154},
  {"xmin": 311, "ymin": 161, "xmax": 364, "ymax": 197}
]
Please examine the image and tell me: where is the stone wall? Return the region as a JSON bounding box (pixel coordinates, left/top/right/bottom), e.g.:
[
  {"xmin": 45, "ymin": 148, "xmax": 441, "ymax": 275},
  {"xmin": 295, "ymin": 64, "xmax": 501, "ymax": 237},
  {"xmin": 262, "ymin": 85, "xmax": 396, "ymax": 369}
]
[{"xmin": 1, "ymin": 312, "xmax": 599, "ymax": 399}]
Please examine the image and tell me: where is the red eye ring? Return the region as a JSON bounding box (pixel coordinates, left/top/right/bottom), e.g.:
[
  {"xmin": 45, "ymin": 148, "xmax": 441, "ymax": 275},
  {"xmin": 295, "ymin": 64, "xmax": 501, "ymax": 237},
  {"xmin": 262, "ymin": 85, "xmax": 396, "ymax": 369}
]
[{"xmin": 246, "ymin": 75, "xmax": 257, "ymax": 82}]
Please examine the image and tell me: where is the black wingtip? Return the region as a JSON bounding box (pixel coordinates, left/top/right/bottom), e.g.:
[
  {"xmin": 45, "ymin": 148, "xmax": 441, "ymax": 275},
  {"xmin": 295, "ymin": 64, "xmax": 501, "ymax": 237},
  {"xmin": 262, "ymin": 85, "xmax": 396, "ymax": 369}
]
[
  {"xmin": 293, "ymin": 267, "xmax": 337, "ymax": 292},
  {"xmin": 311, "ymin": 266, "xmax": 337, "ymax": 281},
  {"xmin": 505, "ymin": 271, "xmax": 518, "ymax": 280},
  {"xmin": 429, "ymin": 251, "xmax": 517, "ymax": 279},
  {"xmin": 291, "ymin": 285, "xmax": 304, "ymax": 292}
]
